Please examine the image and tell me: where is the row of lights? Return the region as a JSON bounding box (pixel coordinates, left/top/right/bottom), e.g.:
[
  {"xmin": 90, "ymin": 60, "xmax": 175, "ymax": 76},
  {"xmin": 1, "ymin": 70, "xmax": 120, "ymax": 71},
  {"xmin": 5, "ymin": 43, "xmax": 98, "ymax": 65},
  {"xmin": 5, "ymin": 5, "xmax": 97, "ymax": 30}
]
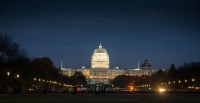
[
  {"xmin": 7, "ymin": 72, "xmax": 72, "ymax": 87},
  {"xmin": 7, "ymin": 72, "xmax": 20, "ymax": 78},
  {"xmin": 33, "ymin": 78, "xmax": 71, "ymax": 87},
  {"xmin": 161, "ymin": 79, "xmax": 195, "ymax": 85},
  {"xmin": 138, "ymin": 79, "xmax": 195, "ymax": 88},
  {"xmin": 139, "ymin": 84, "xmax": 151, "ymax": 87},
  {"xmin": 34, "ymin": 78, "xmax": 58, "ymax": 84}
]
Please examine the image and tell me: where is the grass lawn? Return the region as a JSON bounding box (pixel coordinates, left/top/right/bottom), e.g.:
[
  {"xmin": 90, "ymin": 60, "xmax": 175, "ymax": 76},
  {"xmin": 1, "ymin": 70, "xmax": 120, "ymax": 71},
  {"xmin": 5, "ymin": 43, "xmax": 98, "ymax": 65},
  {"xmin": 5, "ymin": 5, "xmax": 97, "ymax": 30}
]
[{"xmin": 1, "ymin": 93, "xmax": 200, "ymax": 103}]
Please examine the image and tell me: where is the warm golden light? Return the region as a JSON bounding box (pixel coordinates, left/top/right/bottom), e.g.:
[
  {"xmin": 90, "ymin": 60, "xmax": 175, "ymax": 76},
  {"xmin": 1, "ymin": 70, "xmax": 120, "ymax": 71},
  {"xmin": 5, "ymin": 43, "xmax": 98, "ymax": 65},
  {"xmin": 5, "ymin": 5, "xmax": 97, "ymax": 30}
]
[
  {"xmin": 130, "ymin": 87, "xmax": 133, "ymax": 90},
  {"xmin": 91, "ymin": 43, "xmax": 109, "ymax": 69},
  {"xmin": 192, "ymin": 79, "xmax": 195, "ymax": 82},
  {"xmin": 7, "ymin": 72, "xmax": 10, "ymax": 76},
  {"xmin": 17, "ymin": 74, "xmax": 19, "ymax": 78},
  {"xmin": 34, "ymin": 78, "xmax": 36, "ymax": 81},
  {"xmin": 159, "ymin": 88, "xmax": 165, "ymax": 92}
]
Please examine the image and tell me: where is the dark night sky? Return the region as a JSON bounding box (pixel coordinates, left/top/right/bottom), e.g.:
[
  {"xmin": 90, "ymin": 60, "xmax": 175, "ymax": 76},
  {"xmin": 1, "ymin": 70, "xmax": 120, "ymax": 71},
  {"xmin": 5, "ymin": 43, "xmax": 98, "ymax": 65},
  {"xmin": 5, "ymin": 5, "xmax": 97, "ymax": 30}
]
[{"xmin": 0, "ymin": 0, "xmax": 200, "ymax": 69}]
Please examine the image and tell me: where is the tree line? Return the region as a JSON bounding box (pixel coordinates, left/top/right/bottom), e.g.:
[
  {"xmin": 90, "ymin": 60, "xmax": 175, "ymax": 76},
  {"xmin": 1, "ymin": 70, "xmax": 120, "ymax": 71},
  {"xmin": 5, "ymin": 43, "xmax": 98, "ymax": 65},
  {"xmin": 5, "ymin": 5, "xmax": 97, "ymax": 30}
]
[
  {"xmin": 112, "ymin": 62, "xmax": 200, "ymax": 90},
  {"xmin": 0, "ymin": 34, "xmax": 86, "ymax": 90}
]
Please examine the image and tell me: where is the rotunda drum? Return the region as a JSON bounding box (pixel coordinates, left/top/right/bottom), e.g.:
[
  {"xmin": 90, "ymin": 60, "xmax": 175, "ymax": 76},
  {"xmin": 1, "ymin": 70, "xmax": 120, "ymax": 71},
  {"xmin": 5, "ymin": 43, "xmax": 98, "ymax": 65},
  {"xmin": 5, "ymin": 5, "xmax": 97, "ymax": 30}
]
[{"xmin": 91, "ymin": 43, "xmax": 109, "ymax": 69}]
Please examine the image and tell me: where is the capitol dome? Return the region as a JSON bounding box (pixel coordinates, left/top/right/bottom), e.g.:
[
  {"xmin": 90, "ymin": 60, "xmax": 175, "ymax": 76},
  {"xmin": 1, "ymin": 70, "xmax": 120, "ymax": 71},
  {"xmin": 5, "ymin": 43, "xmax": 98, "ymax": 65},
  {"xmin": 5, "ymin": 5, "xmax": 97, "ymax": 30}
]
[
  {"xmin": 93, "ymin": 43, "xmax": 107, "ymax": 53},
  {"xmin": 91, "ymin": 43, "xmax": 109, "ymax": 69},
  {"xmin": 140, "ymin": 60, "xmax": 153, "ymax": 70}
]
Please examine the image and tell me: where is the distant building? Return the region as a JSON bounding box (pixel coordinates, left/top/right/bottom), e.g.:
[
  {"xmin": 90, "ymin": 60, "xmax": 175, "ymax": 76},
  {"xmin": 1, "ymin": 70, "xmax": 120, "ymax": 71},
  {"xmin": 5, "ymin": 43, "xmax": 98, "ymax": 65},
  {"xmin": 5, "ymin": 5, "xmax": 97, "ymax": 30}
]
[
  {"xmin": 61, "ymin": 43, "xmax": 157, "ymax": 85},
  {"xmin": 140, "ymin": 60, "xmax": 153, "ymax": 70},
  {"xmin": 91, "ymin": 42, "xmax": 109, "ymax": 69}
]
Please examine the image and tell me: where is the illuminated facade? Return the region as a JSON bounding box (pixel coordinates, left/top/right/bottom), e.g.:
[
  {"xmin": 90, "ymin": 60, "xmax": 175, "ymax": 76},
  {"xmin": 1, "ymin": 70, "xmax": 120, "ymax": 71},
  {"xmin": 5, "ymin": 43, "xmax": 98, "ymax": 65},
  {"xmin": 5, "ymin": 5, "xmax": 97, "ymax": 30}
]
[
  {"xmin": 91, "ymin": 43, "xmax": 109, "ymax": 69},
  {"xmin": 61, "ymin": 43, "xmax": 157, "ymax": 85}
]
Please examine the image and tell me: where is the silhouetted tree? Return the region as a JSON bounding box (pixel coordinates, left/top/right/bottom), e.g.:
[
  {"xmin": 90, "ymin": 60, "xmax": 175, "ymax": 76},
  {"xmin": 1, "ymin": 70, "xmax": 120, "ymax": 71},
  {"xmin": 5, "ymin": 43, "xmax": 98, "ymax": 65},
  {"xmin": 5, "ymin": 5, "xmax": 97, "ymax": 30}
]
[
  {"xmin": 70, "ymin": 71, "xmax": 86, "ymax": 86},
  {"xmin": 0, "ymin": 34, "xmax": 28, "ymax": 63},
  {"xmin": 0, "ymin": 34, "xmax": 30, "ymax": 87},
  {"xmin": 31, "ymin": 57, "xmax": 56, "ymax": 80},
  {"xmin": 111, "ymin": 75, "xmax": 141, "ymax": 88},
  {"xmin": 166, "ymin": 64, "xmax": 177, "ymax": 82}
]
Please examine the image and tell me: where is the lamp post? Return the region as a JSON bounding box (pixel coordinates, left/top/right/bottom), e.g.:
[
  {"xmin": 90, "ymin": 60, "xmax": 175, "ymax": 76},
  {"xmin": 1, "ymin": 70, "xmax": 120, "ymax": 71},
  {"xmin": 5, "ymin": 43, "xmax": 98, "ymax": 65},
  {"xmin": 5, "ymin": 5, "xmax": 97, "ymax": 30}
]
[
  {"xmin": 192, "ymin": 78, "xmax": 195, "ymax": 90},
  {"xmin": 16, "ymin": 74, "xmax": 20, "ymax": 89},
  {"xmin": 16, "ymin": 74, "xmax": 20, "ymax": 84},
  {"xmin": 7, "ymin": 72, "xmax": 10, "ymax": 92},
  {"xmin": 33, "ymin": 78, "xmax": 36, "ymax": 90}
]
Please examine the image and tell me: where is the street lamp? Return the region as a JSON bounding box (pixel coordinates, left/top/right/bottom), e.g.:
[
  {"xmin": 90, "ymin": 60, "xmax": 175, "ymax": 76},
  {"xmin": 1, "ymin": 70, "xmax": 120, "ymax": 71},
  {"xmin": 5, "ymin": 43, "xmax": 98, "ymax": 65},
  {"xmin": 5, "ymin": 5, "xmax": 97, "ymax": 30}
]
[
  {"xmin": 33, "ymin": 78, "xmax": 36, "ymax": 90},
  {"xmin": 17, "ymin": 74, "xmax": 20, "ymax": 78},
  {"xmin": 7, "ymin": 72, "xmax": 10, "ymax": 92},
  {"xmin": 192, "ymin": 79, "xmax": 195, "ymax": 82},
  {"xmin": 192, "ymin": 78, "xmax": 195, "ymax": 90}
]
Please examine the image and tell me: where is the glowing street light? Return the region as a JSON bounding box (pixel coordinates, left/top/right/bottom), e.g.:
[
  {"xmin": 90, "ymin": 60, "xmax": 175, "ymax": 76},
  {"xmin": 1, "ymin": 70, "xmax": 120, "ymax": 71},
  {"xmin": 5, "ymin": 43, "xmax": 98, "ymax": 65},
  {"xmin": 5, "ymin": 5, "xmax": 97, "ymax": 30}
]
[
  {"xmin": 17, "ymin": 74, "xmax": 20, "ymax": 78},
  {"xmin": 185, "ymin": 80, "xmax": 187, "ymax": 82},
  {"xmin": 34, "ymin": 78, "xmax": 36, "ymax": 81},
  {"xmin": 7, "ymin": 72, "xmax": 10, "ymax": 76},
  {"xmin": 179, "ymin": 81, "xmax": 181, "ymax": 83},
  {"xmin": 192, "ymin": 79, "xmax": 195, "ymax": 82},
  {"xmin": 159, "ymin": 88, "xmax": 165, "ymax": 92}
]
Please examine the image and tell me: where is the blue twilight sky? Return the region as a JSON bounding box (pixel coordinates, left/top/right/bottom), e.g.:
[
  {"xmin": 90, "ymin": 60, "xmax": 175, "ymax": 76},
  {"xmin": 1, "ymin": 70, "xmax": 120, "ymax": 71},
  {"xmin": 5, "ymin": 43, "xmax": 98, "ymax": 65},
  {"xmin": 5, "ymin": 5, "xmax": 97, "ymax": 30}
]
[{"xmin": 0, "ymin": 0, "xmax": 200, "ymax": 69}]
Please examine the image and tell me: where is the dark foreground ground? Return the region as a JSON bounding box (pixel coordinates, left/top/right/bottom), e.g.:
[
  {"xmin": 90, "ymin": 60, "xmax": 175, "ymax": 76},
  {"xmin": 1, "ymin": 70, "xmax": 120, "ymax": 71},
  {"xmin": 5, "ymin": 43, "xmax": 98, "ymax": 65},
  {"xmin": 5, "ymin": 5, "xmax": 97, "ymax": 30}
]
[{"xmin": 1, "ymin": 93, "xmax": 200, "ymax": 103}]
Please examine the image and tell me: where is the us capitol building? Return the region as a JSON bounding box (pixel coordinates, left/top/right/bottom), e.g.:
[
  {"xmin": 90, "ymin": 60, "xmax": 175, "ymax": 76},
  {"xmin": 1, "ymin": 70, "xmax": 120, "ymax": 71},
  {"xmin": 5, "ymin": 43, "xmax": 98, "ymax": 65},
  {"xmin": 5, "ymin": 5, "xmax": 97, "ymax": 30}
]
[{"xmin": 61, "ymin": 43, "xmax": 157, "ymax": 85}]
